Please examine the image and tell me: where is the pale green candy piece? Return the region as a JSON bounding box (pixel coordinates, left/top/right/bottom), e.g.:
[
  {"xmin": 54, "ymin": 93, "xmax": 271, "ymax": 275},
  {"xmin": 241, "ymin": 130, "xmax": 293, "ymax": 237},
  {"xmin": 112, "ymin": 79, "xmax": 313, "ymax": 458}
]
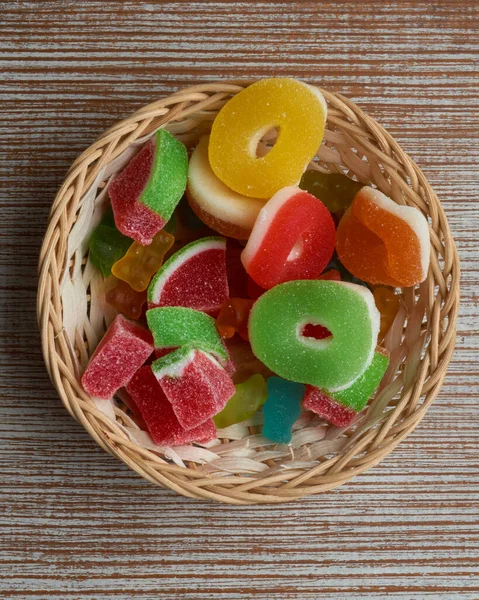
[
  {"xmin": 146, "ymin": 306, "xmax": 228, "ymax": 364},
  {"xmin": 249, "ymin": 280, "xmax": 379, "ymax": 392},
  {"xmin": 214, "ymin": 374, "xmax": 267, "ymax": 429},
  {"xmin": 140, "ymin": 129, "xmax": 188, "ymax": 221},
  {"xmin": 327, "ymin": 348, "xmax": 389, "ymax": 411}
]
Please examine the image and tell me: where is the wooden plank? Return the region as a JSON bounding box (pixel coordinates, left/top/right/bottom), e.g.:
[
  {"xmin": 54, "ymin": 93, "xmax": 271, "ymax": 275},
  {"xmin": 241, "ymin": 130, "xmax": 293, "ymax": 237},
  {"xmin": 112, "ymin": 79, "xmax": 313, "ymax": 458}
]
[{"xmin": 0, "ymin": 1, "xmax": 477, "ymax": 597}]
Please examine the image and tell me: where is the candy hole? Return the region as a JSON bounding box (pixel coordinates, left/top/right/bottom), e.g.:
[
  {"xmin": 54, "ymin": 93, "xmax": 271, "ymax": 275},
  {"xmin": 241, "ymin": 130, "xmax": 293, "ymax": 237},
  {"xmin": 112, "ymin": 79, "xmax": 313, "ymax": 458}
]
[
  {"xmin": 298, "ymin": 322, "xmax": 333, "ymax": 348},
  {"xmin": 250, "ymin": 125, "xmax": 280, "ymax": 158}
]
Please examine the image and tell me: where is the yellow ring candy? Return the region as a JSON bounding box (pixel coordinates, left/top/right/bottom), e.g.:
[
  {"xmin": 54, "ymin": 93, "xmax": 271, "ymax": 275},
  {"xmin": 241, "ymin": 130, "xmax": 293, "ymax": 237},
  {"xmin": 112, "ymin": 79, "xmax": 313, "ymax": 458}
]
[{"xmin": 209, "ymin": 78, "xmax": 328, "ymax": 199}]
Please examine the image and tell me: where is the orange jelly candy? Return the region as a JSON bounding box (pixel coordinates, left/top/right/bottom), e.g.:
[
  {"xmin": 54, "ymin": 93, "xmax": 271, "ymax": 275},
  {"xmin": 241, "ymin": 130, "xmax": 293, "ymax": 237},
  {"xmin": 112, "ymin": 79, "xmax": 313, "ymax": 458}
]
[
  {"xmin": 336, "ymin": 187, "xmax": 430, "ymax": 287},
  {"xmin": 209, "ymin": 78, "xmax": 327, "ymax": 199},
  {"xmin": 111, "ymin": 230, "xmax": 174, "ymax": 292}
]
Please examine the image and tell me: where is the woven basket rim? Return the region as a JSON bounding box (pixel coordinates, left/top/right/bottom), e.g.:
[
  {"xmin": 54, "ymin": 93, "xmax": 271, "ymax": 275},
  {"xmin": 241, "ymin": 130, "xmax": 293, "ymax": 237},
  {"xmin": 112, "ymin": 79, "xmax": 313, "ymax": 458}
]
[{"xmin": 37, "ymin": 79, "xmax": 460, "ymax": 505}]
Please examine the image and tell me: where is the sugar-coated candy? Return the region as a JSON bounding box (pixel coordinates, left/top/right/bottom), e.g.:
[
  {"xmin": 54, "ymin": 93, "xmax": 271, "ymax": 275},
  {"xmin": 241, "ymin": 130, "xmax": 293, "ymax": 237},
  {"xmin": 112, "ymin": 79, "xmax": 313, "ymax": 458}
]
[
  {"xmin": 209, "ymin": 78, "xmax": 327, "ymax": 199},
  {"xmin": 304, "ymin": 348, "xmax": 390, "ymax": 426},
  {"xmin": 241, "ymin": 187, "xmax": 336, "ymax": 289},
  {"xmin": 126, "ymin": 366, "xmax": 216, "ymax": 445},
  {"xmin": 216, "ymin": 298, "xmax": 254, "ymax": 341},
  {"xmin": 146, "ymin": 306, "xmax": 229, "ymax": 366},
  {"xmin": 336, "ymin": 186, "xmax": 430, "ymax": 287},
  {"xmin": 214, "ymin": 374, "xmax": 267, "ymax": 428},
  {"xmin": 148, "ymin": 236, "xmax": 229, "ymax": 315},
  {"xmin": 262, "ymin": 377, "xmax": 304, "ymax": 444},
  {"xmin": 111, "ymin": 230, "xmax": 174, "ymax": 292},
  {"xmin": 139, "ymin": 129, "xmax": 188, "ymax": 217},
  {"xmin": 81, "ymin": 314, "xmax": 154, "ymax": 399},
  {"xmin": 105, "ymin": 280, "xmax": 147, "ymax": 320},
  {"xmin": 187, "ymin": 136, "xmax": 266, "ymax": 239},
  {"xmin": 317, "ymin": 269, "xmax": 341, "ymax": 282},
  {"xmin": 109, "ymin": 141, "xmax": 166, "ymax": 245},
  {"xmin": 152, "ymin": 346, "xmax": 235, "ymax": 430},
  {"xmin": 325, "ymin": 256, "xmax": 369, "ymax": 288},
  {"xmin": 89, "ymin": 207, "xmax": 132, "ymax": 277},
  {"xmin": 249, "ymin": 280, "xmax": 380, "ymax": 392},
  {"xmin": 300, "ymin": 170, "xmax": 363, "ymax": 214},
  {"xmin": 373, "ymin": 286, "xmax": 401, "ymax": 342}
]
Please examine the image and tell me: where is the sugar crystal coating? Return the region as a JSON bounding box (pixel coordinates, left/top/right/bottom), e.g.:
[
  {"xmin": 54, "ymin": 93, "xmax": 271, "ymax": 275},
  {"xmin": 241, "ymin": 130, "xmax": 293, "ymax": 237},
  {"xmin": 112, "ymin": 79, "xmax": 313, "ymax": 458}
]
[
  {"xmin": 146, "ymin": 306, "xmax": 229, "ymax": 365},
  {"xmin": 209, "ymin": 78, "xmax": 327, "ymax": 198},
  {"xmin": 148, "ymin": 236, "xmax": 229, "ymax": 315},
  {"xmin": 249, "ymin": 280, "xmax": 380, "ymax": 392},
  {"xmin": 262, "ymin": 377, "xmax": 304, "ymax": 444},
  {"xmin": 336, "ymin": 186, "xmax": 430, "ymax": 286},
  {"xmin": 140, "ymin": 129, "xmax": 188, "ymax": 220},
  {"xmin": 241, "ymin": 186, "xmax": 336, "ymax": 289},
  {"xmin": 152, "ymin": 346, "xmax": 235, "ymax": 430},
  {"xmin": 303, "ymin": 347, "xmax": 390, "ymax": 427},
  {"xmin": 81, "ymin": 314, "xmax": 154, "ymax": 399},
  {"xmin": 126, "ymin": 366, "xmax": 216, "ymax": 445}
]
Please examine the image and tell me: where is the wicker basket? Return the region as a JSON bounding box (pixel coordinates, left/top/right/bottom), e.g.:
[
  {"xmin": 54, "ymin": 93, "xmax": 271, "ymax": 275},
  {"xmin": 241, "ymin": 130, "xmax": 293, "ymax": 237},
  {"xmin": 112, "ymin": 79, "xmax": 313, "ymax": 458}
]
[{"xmin": 37, "ymin": 81, "xmax": 460, "ymax": 505}]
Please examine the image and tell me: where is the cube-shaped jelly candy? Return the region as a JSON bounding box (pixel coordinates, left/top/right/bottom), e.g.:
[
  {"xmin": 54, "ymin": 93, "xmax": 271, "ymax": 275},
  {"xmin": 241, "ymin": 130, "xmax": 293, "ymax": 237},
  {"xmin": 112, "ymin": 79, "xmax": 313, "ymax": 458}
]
[
  {"xmin": 109, "ymin": 130, "xmax": 187, "ymax": 245},
  {"xmin": 262, "ymin": 377, "xmax": 305, "ymax": 444},
  {"xmin": 152, "ymin": 346, "xmax": 235, "ymax": 430},
  {"xmin": 81, "ymin": 314, "xmax": 154, "ymax": 399},
  {"xmin": 303, "ymin": 348, "xmax": 390, "ymax": 427},
  {"xmin": 126, "ymin": 366, "xmax": 216, "ymax": 445},
  {"xmin": 146, "ymin": 306, "xmax": 230, "ymax": 367}
]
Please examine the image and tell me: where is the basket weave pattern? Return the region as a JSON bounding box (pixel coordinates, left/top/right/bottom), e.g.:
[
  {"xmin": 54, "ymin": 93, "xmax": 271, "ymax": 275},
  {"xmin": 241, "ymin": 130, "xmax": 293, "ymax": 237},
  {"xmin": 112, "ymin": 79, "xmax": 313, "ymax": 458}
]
[{"xmin": 37, "ymin": 81, "xmax": 460, "ymax": 504}]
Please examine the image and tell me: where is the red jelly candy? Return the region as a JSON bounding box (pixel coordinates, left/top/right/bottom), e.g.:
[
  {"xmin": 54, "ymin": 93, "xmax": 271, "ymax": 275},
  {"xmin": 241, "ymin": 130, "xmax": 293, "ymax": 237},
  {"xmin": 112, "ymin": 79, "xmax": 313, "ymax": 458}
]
[
  {"xmin": 105, "ymin": 280, "xmax": 147, "ymax": 320},
  {"xmin": 126, "ymin": 366, "xmax": 216, "ymax": 445},
  {"xmin": 216, "ymin": 298, "xmax": 254, "ymax": 341},
  {"xmin": 225, "ymin": 240, "xmax": 249, "ymax": 298},
  {"xmin": 303, "ymin": 387, "xmax": 359, "ymax": 427},
  {"xmin": 301, "ymin": 323, "xmax": 332, "ymax": 340},
  {"xmin": 241, "ymin": 186, "xmax": 336, "ymax": 289},
  {"xmin": 109, "ymin": 142, "xmax": 165, "ymax": 245},
  {"xmin": 152, "ymin": 346, "xmax": 235, "ymax": 430},
  {"xmin": 247, "ymin": 276, "xmax": 266, "ymax": 300},
  {"xmin": 318, "ymin": 269, "xmax": 341, "ymax": 281},
  {"xmin": 81, "ymin": 314, "xmax": 154, "ymax": 399}
]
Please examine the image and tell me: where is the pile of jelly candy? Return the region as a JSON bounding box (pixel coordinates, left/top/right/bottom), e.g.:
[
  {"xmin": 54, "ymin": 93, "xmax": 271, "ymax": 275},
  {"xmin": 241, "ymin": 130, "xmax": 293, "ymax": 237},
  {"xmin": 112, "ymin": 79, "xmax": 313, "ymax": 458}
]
[{"xmin": 82, "ymin": 78, "xmax": 430, "ymax": 447}]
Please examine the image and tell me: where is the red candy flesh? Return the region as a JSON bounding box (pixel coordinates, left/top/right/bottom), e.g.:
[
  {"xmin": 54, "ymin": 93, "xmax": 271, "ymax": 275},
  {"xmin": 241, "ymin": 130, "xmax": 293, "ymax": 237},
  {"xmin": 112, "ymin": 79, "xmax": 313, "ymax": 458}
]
[
  {"xmin": 303, "ymin": 386, "xmax": 359, "ymax": 427},
  {"xmin": 81, "ymin": 314, "xmax": 153, "ymax": 399},
  {"xmin": 126, "ymin": 367, "xmax": 216, "ymax": 445},
  {"xmin": 155, "ymin": 350, "xmax": 235, "ymax": 430},
  {"xmin": 242, "ymin": 187, "xmax": 336, "ymax": 289},
  {"xmin": 109, "ymin": 141, "xmax": 165, "ymax": 245},
  {"xmin": 156, "ymin": 249, "xmax": 229, "ymax": 316}
]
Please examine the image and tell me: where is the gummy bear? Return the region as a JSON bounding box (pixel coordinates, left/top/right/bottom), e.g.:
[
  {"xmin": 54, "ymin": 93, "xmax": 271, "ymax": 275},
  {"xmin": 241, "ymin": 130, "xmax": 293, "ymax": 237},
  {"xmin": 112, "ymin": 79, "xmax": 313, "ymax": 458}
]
[
  {"xmin": 89, "ymin": 207, "xmax": 132, "ymax": 277},
  {"xmin": 300, "ymin": 170, "xmax": 363, "ymax": 214},
  {"xmin": 262, "ymin": 377, "xmax": 305, "ymax": 444},
  {"xmin": 214, "ymin": 374, "xmax": 268, "ymax": 428},
  {"xmin": 105, "ymin": 280, "xmax": 147, "ymax": 320},
  {"xmin": 112, "ymin": 230, "xmax": 174, "ymax": 292},
  {"xmin": 216, "ymin": 298, "xmax": 254, "ymax": 341},
  {"xmin": 373, "ymin": 286, "xmax": 401, "ymax": 342}
]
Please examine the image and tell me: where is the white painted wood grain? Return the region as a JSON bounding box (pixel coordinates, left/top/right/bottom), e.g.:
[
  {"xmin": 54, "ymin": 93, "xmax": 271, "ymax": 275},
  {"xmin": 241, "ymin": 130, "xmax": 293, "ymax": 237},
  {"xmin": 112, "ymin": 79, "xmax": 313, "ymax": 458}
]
[{"xmin": 0, "ymin": 1, "xmax": 478, "ymax": 598}]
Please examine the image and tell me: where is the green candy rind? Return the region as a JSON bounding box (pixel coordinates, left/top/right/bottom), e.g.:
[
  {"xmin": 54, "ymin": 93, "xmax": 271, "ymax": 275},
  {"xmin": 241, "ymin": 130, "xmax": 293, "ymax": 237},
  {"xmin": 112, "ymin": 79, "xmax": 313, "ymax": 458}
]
[
  {"xmin": 140, "ymin": 129, "xmax": 188, "ymax": 220},
  {"xmin": 249, "ymin": 280, "xmax": 379, "ymax": 392},
  {"xmin": 147, "ymin": 236, "xmax": 226, "ymax": 304},
  {"xmin": 146, "ymin": 306, "xmax": 228, "ymax": 364},
  {"xmin": 328, "ymin": 349, "xmax": 389, "ymax": 412},
  {"xmin": 89, "ymin": 216, "xmax": 132, "ymax": 278}
]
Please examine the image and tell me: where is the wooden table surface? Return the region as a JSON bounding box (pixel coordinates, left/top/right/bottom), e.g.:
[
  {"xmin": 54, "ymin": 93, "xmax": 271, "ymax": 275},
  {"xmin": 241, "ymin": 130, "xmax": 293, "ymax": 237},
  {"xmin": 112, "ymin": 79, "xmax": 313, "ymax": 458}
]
[{"xmin": 1, "ymin": 1, "xmax": 478, "ymax": 598}]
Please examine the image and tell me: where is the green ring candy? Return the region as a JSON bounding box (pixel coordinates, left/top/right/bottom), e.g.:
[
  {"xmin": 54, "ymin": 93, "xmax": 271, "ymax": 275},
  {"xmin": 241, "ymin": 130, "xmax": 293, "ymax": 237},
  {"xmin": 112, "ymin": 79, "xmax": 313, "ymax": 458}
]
[{"xmin": 248, "ymin": 280, "xmax": 379, "ymax": 392}]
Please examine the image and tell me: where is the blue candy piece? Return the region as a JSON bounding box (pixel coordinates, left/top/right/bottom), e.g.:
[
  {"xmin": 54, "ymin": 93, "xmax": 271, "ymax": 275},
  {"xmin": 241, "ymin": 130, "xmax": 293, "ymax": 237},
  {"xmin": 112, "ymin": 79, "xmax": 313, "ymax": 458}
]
[{"xmin": 262, "ymin": 377, "xmax": 305, "ymax": 444}]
